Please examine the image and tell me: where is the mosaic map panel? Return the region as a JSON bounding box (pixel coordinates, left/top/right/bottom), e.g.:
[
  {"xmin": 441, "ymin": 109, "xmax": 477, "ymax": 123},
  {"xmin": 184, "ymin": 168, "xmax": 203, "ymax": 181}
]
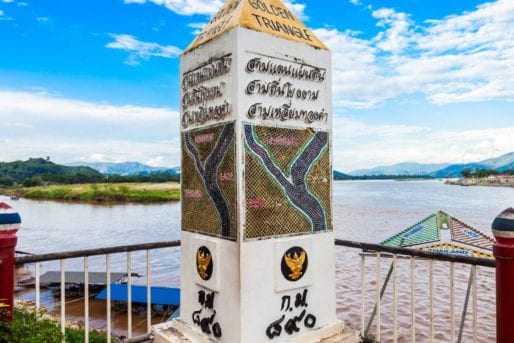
[
  {"xmin": 244, "ymin": 124, "xmax": 332, "ymax": 239},
  {"xmin": 182, "ymin": 122, "xmax": 237, "ymax": 240}
]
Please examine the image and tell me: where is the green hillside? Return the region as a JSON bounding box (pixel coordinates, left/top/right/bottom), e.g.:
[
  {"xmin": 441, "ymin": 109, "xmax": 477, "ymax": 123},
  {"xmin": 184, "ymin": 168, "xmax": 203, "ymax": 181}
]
[
  {"xmin": 0, "ymin": 158, "xmax": 102, "ymax": 186},
  {"xmin": 0, "ymin": 158, "xmax": 179, "ymax": 187}
]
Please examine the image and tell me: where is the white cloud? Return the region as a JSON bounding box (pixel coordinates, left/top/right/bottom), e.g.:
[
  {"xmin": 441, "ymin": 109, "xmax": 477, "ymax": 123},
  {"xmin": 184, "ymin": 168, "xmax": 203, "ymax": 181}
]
[
  {"xmin": 123, "ymin": 0, "xmax": 224, "ymax": 16},
  {"xmin": 372, "ymin": 8, "xmax": 413, "ymax": 54},
  {"xmin": 36, "ymin": 16, "xmax": 48, "ymax": 22},
  {"xmin": 0, "ymin": 0, "xmax": 28, "ymax": 6},
  {"xmin": 0, "ymin": 90, "xmax": 178, "ymax": 122},
  {"xmin": 282, "ymin": 0, "xmax": 307, "ymax": 20},
  {"xmin": 123, "ymin": 0, "xmax": 307, "ymax": 19},
  {"xmin": 349, "ymin": 0, "xmax": 361, "ymax": 5},
  {"xmin": 0, "ymin": 9, "xmax": 12, "ymax": 20},
  {"xmin": 315, "ymin": 0, "xmax": 514, "ymax": 109},
  {"xmin": 0, "ymin": 90, "xmax": 181, "ymax": 167},
  {"xmin": 333, "ymin": 116, "xmax": 514, "ymax": 171},
  {"xmin": 106, "ymin": 34, "xmax": 181, "ymax": 65},
  {"xmin": 187, "ymin": 22, "xmax": 206, "ymax": 35},
  {"xmin": 1, "ymin": 137, "xmax": 181, "ymax": 168},
  {"xmin": 0, "ymin": 90, "xmax": 512, "ymax": 170}
]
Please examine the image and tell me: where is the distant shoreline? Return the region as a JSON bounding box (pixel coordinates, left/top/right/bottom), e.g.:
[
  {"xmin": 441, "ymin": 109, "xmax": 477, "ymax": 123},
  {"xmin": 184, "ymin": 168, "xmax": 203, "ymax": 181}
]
[
  {"xmin": 445, "ymin": 178, "xmax": 514, "ymax": 188},
  {"xmin": 1, "ymin": 182, "xmax": 181, "ymax": 204}
]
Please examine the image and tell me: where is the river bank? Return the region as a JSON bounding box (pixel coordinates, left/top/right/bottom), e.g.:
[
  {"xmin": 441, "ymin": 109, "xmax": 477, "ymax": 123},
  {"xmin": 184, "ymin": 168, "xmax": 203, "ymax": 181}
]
[
  {"xmin": 0, "ymin": 182, "xmax": 181, "ymax": 203},
  {"xmin": 445, "ymin": 177, "xmax": 514, "ymax": 188}
]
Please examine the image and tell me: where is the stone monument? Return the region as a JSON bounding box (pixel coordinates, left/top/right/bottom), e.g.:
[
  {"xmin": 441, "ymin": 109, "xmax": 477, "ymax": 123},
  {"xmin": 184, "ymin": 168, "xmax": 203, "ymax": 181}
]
[{"xmin": 153, "ymin": 0, "xmax": 358, "ymax": 342}]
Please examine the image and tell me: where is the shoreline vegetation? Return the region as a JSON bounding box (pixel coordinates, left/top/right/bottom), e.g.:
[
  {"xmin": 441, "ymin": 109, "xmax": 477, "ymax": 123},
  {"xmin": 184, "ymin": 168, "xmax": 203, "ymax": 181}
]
[
  {"xmin": 0, "ymin": 303, "xmax": 111, "ymax": 343},
  {"xmin": 1, "ymin": 182, "xmax": 181, "ymax": 203}
]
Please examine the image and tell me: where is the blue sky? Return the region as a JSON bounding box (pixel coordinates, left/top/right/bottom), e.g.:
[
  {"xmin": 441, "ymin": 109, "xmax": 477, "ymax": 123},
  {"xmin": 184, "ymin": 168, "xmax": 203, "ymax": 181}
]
[{"xmin": 0, "ymin": 0, "xmax": 513, "ymax": 171}]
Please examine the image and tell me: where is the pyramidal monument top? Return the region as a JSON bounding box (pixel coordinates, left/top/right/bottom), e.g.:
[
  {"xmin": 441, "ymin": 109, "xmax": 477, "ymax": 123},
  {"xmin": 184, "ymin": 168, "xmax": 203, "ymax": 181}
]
[{"xmin": 185, "ymin": 0, "xmax": 328, "ymax": 52}]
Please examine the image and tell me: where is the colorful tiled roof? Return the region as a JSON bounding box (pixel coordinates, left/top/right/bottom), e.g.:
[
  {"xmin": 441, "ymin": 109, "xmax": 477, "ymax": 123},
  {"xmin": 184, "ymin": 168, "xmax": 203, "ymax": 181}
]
[
  {"xmin": 381, "ymin": 214, "xmax": 440, "ymax": 247},
  {"xmin": 381, "ymin": 210, "xmax": 495, "ymax": 259},
  {"xmin": 450, "ymin": 216, "xmax": 494, "ymax": 250}
]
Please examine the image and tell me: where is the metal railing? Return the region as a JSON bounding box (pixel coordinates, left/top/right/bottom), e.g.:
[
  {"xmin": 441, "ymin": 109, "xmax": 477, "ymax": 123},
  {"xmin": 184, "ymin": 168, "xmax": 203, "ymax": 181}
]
[
  {"xmin": 335, "ymin": 239, "xmax": 494, "ymax": 343},
  {"xmin": 15, "ymin": 241, "xmax": 180, "ymax": 342},
  {"xmin": 15, "ymin": 239, "xmax": 494, "ymax": 342}
]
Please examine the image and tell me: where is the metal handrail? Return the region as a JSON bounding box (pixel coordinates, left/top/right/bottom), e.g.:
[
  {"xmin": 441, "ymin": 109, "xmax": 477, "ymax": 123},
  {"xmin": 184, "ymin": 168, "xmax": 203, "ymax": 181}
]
[
  {"xmin": 16, "ymin": 238, "xmax": 493, "ymax": 267},
  {"xmin": 335, "ymin": 239, "xmax": 495, "ymax": 267},
  {"xmin": 15, "ymin": 240, "xmax": 181, "ymax": 265}
]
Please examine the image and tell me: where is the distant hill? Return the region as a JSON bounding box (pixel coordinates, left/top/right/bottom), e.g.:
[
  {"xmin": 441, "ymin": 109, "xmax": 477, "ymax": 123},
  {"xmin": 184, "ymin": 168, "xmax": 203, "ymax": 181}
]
[
  {"xmin": 429, "ymin": 163, "xmax": 490, "ymax": 178},
  {"xmin": 499, "ymin": 162, "xmax": 514, "ymax": 172},
  {"xmin": 347, "ymin": 152, "xmax": 514, "ymax": 178},
  {"xmin": 138, "ymin": 167, "xmax": 181, "ymax": 176},
  {"xmin": 350, "ymin": 162, "xmax": 449, "ymax": 176},
  {"xmin": 333, "ymin": 170, "xmax": 352, "ymax": 180},
  {"xmin": 0, "ymin": 158, "xmax": 102, "ymax": 184},
  {"xmin": 429, "ymin": 152, "xmax": 514, "ymax": 177},
  {"xmin": 68, "ymin": 162, "xmax": 179, "ymax": 176},
  {"xmin": 479, "ymin": 152, "xmax": 514, "ymax": 169},
  {"xmin": 0, "ymin": 159, "xmax": 180, "ymax": 187}
]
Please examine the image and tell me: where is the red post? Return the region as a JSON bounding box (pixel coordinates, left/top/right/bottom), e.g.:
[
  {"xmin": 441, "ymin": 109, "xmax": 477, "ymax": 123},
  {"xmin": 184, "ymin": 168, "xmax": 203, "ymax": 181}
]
[
  {"xmin": 493, "ymin": 208, "xmax": 514, "ymax": 343},
  {"xmin": 0, "ymin": 202, "xmax": 21, "ymax": 322}
]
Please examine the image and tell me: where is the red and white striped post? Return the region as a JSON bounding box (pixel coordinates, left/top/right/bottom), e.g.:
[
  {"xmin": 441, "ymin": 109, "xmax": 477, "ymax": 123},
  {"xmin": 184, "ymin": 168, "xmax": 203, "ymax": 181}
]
[
  {"xmin": 492, "ymin": 208, "xmax": 514, "ymax": 343},
  {"xmin": 0, "ymin": 202, "xmax": 21, "ymax": 322}
]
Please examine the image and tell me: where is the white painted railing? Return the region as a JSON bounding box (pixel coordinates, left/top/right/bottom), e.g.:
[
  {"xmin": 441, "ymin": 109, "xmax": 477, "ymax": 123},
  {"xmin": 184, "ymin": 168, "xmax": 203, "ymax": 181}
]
[
  {"xmin": 16, "ymin": 241, "xmax": 180, "ymax": 343},
  {"xmin": 336, "ymin": 239, "xmax": 495, "ymax": 343}
]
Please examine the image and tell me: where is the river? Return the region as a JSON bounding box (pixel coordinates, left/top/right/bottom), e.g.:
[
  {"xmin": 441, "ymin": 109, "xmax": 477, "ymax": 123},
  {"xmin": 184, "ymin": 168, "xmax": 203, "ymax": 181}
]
[{"xmin": 4, "ymin": 180, "xmax": 514, "ymax": 341}]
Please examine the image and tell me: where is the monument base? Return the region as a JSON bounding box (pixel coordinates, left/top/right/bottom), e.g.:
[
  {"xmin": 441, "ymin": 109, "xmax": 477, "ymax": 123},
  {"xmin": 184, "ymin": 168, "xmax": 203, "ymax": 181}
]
[{"xmin": 152, "ymin": 319, "xmax": 359, "ymax": 343}]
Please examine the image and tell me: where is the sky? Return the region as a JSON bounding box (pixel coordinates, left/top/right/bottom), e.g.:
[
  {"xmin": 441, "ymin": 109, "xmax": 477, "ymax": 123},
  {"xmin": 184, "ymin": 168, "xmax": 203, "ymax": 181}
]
[{"xmin": 0, "ymin": 0, "xmax": 513, "ymax": 172}]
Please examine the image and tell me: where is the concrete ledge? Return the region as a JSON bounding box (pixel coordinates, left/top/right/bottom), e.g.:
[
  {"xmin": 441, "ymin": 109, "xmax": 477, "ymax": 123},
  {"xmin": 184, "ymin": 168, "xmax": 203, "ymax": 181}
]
[
  {"xmin": 153, "ymin": 319, "xmax": 216, "ymax": 343},
  {"xmin": 152, "ymin": 320, "xmax": 360, "ymax": 343}
]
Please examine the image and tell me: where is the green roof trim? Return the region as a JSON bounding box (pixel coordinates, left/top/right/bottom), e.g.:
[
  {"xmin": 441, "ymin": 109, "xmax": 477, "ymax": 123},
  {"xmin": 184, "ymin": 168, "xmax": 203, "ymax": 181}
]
[{"xmin": 381, "ymin": 214, "xmax": 440, "ymax": 247}]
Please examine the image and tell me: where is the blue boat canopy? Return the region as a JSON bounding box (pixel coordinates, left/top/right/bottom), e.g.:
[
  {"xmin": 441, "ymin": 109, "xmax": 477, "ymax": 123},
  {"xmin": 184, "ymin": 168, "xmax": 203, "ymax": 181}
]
[{"xmin": 96, "ymin": 284, "xmax": 180, "ymax": 306}]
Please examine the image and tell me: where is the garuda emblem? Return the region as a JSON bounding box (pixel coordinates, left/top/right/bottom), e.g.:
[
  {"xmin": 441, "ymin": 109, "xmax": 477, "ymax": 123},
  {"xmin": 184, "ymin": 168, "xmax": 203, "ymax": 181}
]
[
  {"xmin": 196, "ymin": 246, "xmax": 213, "ymax": 281},
  {"xmin": 281, "ymin": 247, "xmax": 308, "ymax": 282}
]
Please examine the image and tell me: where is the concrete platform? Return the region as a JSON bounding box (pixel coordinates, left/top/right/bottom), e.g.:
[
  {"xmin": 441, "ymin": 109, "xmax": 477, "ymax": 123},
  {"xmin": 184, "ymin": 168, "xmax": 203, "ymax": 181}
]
[{"xmin": 152, "ymin": 321, "xmax": 360, "ymax": 343}]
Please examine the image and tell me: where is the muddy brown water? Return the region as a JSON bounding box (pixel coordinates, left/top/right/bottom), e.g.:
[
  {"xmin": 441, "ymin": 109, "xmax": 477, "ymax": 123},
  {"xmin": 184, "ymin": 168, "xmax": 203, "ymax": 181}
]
[{"xmin": 5, "ymin": 180, "xmax": 514, "ymax": 341}]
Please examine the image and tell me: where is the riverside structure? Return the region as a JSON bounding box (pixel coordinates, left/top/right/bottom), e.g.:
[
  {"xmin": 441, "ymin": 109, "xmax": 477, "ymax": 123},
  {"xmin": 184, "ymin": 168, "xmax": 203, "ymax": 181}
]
[{"xmin": 153, "ymin": 0, "xmax": 358, "ymax": 342}]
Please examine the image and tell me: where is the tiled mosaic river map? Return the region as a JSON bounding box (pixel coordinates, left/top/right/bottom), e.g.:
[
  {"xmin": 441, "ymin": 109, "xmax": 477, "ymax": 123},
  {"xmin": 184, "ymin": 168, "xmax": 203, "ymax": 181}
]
[
  {"xmin": 244, "ymin": 124, "xmax": 332, "ymax": 239},
  {"xmin": 182, "ymin": 122, "xmax": 237, "ymax": 240}
]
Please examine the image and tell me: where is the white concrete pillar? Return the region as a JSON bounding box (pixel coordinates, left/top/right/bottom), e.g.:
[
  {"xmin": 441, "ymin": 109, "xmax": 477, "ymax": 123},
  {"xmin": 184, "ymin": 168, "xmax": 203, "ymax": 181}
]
[{"xmin": 167, "ymin": 1, "xmax": 344, "ymax": 342}]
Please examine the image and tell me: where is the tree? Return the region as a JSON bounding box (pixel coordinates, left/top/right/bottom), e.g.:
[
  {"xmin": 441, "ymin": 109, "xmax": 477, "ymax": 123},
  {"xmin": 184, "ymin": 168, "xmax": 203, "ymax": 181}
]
[
  {"xmin": 461, "ymin": 168, "xmax": 473, "ymax": 178},
  {"xmin": 0, "ymin": 176, "xmax": 15, "ymax": 187},
  {"xmin": 475, "ymin": 169, "xmax": 498, "ymax": 178},
  {"xmin": 22, "ymin": 177, "xmax": 44, "ymax": 187}
]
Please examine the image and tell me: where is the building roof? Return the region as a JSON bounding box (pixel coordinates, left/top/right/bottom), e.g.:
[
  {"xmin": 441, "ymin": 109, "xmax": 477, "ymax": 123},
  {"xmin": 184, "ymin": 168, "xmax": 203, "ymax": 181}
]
[
  {"xmin": 381, "ymin": 211, "xmax": 494, "ymax": 259},
  {"xmin": 381, "ymin": 214, "xmax": 440, "ymax": 248},
  {"xmin": 184, "ymin": 0, "xmax": 328, "ymax": 53},
  {"xmin": 40, "ymin": 271, "xmax": 128, "ymax": 285},
  {"xmin": 96, "ymin": 284, "xmax": 180, "ymax": 306},
  {"xmin": 449, "ymin": 216, "xmax": 494, "ymax": 250}
]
